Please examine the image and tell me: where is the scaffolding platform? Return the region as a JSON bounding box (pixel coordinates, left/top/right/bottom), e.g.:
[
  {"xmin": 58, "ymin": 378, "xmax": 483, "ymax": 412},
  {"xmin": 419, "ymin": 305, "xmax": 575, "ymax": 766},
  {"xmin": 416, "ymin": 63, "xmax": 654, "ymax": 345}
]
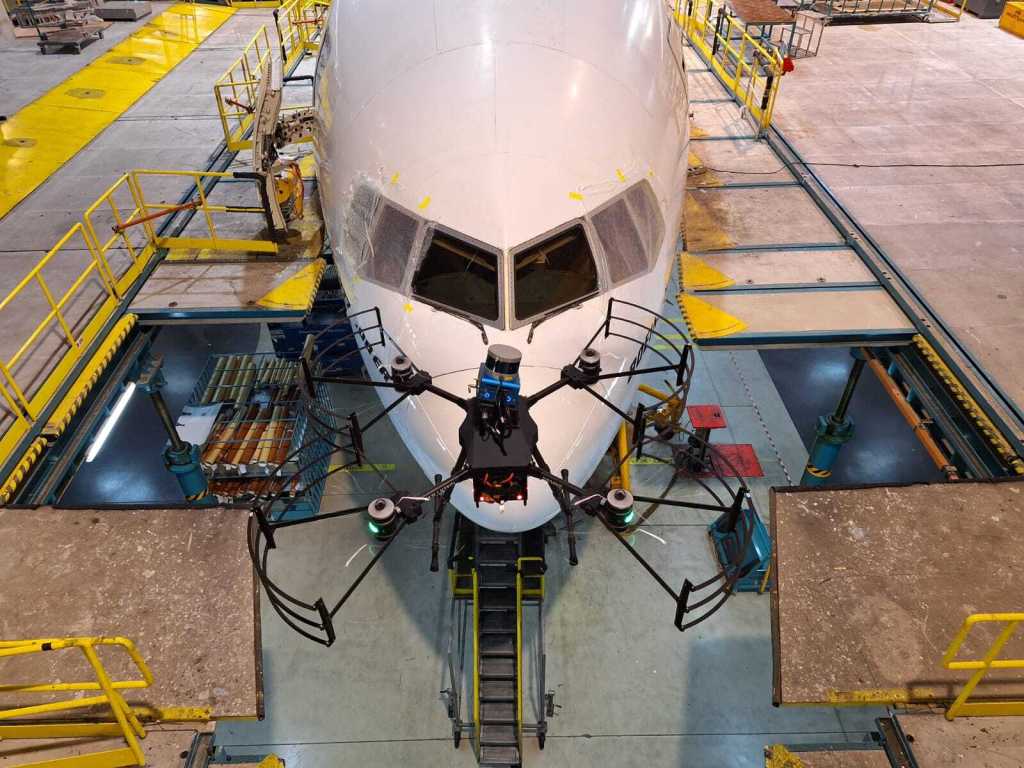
[
  {"xmin": 893, "ymin": 712, "xmax": 1024, "ymax": 767},
  {"xmin": 770, "ymin": 479, "xmax": 1024, "ymax": 707},
  {"xmin": 0, "ymin": 506, "xmax": 261, "ymax": 720},
  {"xmin": 765, "ymin": 744, "xmax": 891, "ymax": 767},
  {"xmin": 682, "ymin": 101, "xmax": 916, "ymax": 348},
  {"xmin": 128, "ymin": 186, "xmax": 326, "ymax": 324},
  {"xmin": 0, "ymin": 724, "xmax": 208, "ymax": 767}
]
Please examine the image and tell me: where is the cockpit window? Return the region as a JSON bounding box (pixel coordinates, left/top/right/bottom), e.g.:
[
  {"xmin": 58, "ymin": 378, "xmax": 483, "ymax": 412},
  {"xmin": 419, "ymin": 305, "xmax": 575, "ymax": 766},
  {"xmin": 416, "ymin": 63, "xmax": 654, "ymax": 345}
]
[
  {"xmin": 512, "ymin": 223, "xmax": 598, "ymax": 323},
  {"xmin": 412, "ymin": 228, "xmax": 501, "ymax": 322},
  {"xmin": 591, "ymin": 181, "xmax": 664, "ymax": 286},
  {"xmin": 365, "ymin": 200, "xmax": 423, "ymax": 289}
]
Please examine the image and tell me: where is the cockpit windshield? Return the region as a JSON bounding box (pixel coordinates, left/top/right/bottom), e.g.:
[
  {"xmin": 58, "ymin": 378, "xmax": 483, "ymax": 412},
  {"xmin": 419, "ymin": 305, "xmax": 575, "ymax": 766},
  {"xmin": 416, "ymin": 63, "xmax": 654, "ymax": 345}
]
[
  {"xmin": 346, "ymin": 179, "xmax": 662, "ymax": 330},
  {"xmin": 512, "ymin": 224, "xmax": 599, "ymax": 324},
  {"xmin": 412, "ymin": 228, "xmax": 501, "ymax": 322}
]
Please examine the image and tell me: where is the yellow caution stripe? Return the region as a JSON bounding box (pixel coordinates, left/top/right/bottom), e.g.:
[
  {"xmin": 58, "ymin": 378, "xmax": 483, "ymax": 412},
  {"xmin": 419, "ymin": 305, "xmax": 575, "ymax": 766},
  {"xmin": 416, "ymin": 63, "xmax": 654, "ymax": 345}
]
[
  {"xmin": 677, "ymin": 293, "xmax": 747, "ymax": 340},
  {"xmin": 0, "ymin": 314, "xmax": 137, "ymax": 504},
  {"xmin": 825, "ymin": 686, "xmax": 936, "ymax": 705},
  {"xmin": 913, "ymin": 335, "xmax": 1024, "ymax": 475},
  {"xmin": 256, "ymin": 258, "xmax": 327, "ymax": 313},
  {"xmin": 680, "ymin": 252, "xmax": 735, "ymax": 291},
  {"xmin": 0, "ymin": 3, "xmax": 235, "ymax": 220},
  {"xmin": 765, "ymin": 745, "xmax": 804, "ymax": 768}
]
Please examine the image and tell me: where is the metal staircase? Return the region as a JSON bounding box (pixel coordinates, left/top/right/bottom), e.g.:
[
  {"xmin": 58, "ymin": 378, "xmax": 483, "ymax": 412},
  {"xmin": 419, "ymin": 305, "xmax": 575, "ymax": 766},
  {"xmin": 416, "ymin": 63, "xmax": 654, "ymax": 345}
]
[
  {"xmin": 476, "ymin": 532, "xmax": 523, "ymax": 767},
  {"xmin": 444, "ymin": 520, "xmax": 546, "ymax": 768}
]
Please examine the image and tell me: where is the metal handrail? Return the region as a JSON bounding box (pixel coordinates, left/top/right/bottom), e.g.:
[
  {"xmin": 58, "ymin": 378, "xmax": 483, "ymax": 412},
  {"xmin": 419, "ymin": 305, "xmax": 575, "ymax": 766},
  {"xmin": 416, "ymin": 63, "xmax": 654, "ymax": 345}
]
[
  {"xmin": 471, "ymin": 568, "xmax": 481, "ymax": 761},
  {"xmin": 0, "ymin": 166, "xmax": 278, "ymax": 497},
  {"xmin": 672, "ymin": 0, "xmax": 785, "ymax": 135},
  {"xmin": 0, "ymin": 637, "xmax": 155, "ymax": 767},
  {"xmin": 943, "ymin": 612, "xmax": 1024, "ymax": 719},
  {"xmin": 214, "ymin": 25, "xmax": 275, "ymax": 151},
  {"xmin": 515, "ymin": 555, "xmax": 544, "ymax": 755}
]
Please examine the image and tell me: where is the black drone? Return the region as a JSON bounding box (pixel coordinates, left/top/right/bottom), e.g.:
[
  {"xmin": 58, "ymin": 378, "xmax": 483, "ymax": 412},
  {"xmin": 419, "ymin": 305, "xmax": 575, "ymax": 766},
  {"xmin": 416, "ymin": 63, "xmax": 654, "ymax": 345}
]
[{"xmin": 245, "ymin": 297, "xmax": 758, "ymax": 647}]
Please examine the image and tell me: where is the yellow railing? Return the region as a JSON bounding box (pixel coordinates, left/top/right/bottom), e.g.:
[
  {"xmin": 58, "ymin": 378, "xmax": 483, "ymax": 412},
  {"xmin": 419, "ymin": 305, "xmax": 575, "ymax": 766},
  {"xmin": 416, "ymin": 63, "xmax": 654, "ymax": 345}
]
[
  {"xmin": 932, "ymin": 0, "xmax": 969, "ymax": 18},
  {"xmin": 112, "ymin": 169, "xmax": 277, "ymax": 255},
  {"xmin": 673, "ymin": 0, "xmax": 785, "ymax": 135},
  {"xmin": 0, "ymin": 637, "xmax": 155, "ymax": 767},
  {"xmin": 943, "ymin": 612, "xmax": 1024, "ymax": 719},
  {"xmin": 214, "ymin": 24, "xmax": 276, "ymax": 152},
  {"xmin": 213, "ymin": 0, "xmax": 326, "ymax": 151},
  {"xmin": 471, "ymin": 568, "xmax": 481, "ymax": 761},
  {"xmin": 0, "ymin": 168, "xmax": 275, "ymax": 497},
  {"xmin": 515, "ymin": 556, "xmax": 544, "ymax": 753},
  {"xmin": 276, "ymin": 0, "xmax": 328, "ymax": 69}
]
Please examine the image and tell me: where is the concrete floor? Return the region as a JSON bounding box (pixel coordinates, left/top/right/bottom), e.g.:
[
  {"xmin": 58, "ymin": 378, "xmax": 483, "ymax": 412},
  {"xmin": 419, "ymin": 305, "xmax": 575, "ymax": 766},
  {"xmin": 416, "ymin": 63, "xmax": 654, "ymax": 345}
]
[{"xmin": 772, "ymin": 14, "xmax": 1024, "ymax": 412}]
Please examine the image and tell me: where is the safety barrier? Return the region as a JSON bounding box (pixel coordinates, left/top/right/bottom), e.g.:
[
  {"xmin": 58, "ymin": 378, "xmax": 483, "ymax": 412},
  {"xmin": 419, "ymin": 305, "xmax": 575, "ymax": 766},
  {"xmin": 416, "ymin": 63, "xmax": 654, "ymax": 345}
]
[
  {"xmin": 943, "ymin": 612, "xmax": 1024, "ymax": 719},
  {"xmin": 214, "ymin": 25, "xmax": 276, "ymax": 152},
  {"xmin": 471, "ymin": 568, "xmax": 481, "ymax": 761},
  {"xmin": 673, "ymin": 0, "xmax": 784, "ymax": 135},
  {"xmin": 0, "ymin": 637, "xmax": 154, "ymax": 767},
  {"xmin": 276, "ymin": 0, "xmax": 327, "ymax": 68},
  {"xmin": 214, "ymin": 0, "xmax": 327, "ymax": 151},
  {"xmin": 0, "ymin": 169, "xmax": 276, "ymax": 496},
  {"xmin": 934, "ymin": 0, "xmax": 970, "ymax": 18}
]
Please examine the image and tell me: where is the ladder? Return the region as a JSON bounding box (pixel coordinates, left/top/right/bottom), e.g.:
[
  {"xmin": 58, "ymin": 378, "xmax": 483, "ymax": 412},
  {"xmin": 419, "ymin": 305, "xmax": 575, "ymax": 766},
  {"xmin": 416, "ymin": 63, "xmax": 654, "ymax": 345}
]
[{"xmin": 475, "ymin": 531, "xmax": 523, "ymax": 767}]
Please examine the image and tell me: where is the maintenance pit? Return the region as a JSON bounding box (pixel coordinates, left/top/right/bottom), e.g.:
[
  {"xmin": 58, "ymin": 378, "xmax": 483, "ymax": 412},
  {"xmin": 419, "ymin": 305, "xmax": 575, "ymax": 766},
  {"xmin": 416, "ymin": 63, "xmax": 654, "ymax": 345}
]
[{"xmin": 0, "ymin": 0, "xmax": 1023, "ymax": 767}]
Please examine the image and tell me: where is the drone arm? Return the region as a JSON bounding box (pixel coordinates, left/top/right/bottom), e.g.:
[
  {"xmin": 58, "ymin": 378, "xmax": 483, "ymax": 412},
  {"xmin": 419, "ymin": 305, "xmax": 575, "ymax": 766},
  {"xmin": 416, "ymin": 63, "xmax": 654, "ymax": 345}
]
[
  {"xmin": 360, "ymin": 390, "xmax": 412, "ymax": 431},
  {"xmin": 526, "ymin": 377, "xmax": 570, "ymax": 406},
  {"xmin": 425, "ymin": 383, "xmax": 468, "ymax": 410},
  {"xmin": 329, "ymin": 518, "xmax": 409, "ymax": 617}
]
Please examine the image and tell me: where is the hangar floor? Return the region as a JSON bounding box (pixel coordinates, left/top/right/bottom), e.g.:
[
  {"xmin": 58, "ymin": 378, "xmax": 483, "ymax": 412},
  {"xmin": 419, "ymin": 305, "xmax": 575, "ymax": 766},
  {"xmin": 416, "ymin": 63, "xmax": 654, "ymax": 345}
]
[{"xmin": 0, "ymin": 5, "xmax": 1021, "ymax": 768}]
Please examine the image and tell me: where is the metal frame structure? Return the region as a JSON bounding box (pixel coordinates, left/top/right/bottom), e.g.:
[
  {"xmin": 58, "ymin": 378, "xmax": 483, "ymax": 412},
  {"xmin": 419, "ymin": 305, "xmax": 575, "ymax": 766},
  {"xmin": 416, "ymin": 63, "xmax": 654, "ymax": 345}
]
[
  {"xmin": 0, "ymin": 637, "xmax": 154, "ymax": 768},
  {"xmin": 244, "ymin": 297, "xmax": 759, "ymax": 762}
]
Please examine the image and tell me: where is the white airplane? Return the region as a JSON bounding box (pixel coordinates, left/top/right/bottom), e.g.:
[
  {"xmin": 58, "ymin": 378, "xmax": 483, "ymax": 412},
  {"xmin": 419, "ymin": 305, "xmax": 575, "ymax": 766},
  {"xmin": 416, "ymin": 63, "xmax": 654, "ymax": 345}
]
[{"xmin": 310, "ymin": 0, "xmax": 690, "ymax": 533}]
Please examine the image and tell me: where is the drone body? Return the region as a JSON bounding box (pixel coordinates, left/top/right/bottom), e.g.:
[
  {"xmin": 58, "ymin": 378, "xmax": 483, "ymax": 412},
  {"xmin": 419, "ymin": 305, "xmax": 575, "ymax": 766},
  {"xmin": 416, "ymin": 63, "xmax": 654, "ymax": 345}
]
[{"xmin": 312, "ymin": 0, "xmax": 691, "ymax": 532}]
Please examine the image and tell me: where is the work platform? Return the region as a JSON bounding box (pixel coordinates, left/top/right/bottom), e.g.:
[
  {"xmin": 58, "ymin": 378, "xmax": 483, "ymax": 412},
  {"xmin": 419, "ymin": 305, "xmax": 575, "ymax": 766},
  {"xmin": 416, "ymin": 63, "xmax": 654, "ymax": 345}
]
[
  {"xmin": 767, "ymin": 713, "xmax": 1024, "ymax": 767},
  {"xmin": 0, "ymin": 724, "xmax": 208, "ymax": 767},
  {"xmin": 0, "ymin": 506, "xmax": 262, "ymax": 719},
  {"xmin": 770, "ymin": 479, "xmax": 1024, "ymax": 707},
  {"xmin": 893, "ymin": 712, "xmax": 1024, "ymax": 767},
  {"xmin": 683, "ymin": 91, "xmax": 916, "ymax": 348}
]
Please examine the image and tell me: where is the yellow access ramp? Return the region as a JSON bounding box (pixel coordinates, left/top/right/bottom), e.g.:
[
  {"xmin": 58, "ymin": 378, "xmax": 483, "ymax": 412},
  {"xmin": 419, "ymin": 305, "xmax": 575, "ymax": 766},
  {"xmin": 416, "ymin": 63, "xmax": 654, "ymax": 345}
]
[{"xmin": 0, "ymin": 3, "xmax": 235, "ymax": 220}]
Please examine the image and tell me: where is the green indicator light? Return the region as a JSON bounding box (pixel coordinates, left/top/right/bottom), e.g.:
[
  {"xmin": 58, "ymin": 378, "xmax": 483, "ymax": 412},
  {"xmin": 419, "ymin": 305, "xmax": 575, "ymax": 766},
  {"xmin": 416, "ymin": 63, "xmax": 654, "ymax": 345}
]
[
  {"xmin": 368, "ymin": 521, "xmax": 380, "ymax": 534},
  {"xmin": 623, "ymin": 510, "xmax": 635, "ymax": 524}
]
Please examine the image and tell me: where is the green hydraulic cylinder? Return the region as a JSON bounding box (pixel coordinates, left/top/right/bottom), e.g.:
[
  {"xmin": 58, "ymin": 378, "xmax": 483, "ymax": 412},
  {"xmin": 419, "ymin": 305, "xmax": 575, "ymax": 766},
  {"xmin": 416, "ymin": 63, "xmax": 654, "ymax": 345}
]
[{"xmin": 801, "ymin": 351, "xmax": 866, "ymax": 486}]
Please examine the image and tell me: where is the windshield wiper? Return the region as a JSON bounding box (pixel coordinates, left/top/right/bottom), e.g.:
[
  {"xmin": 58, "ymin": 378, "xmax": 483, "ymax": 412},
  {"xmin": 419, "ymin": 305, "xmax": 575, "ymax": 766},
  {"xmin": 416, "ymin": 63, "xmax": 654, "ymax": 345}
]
[
  {"xmin": 526, "ymin": 299, "xmax": 586, "ymax": 344},
  {"xmin": 432, "ymin": 304, "xmax": 489, "ymax": 345}
]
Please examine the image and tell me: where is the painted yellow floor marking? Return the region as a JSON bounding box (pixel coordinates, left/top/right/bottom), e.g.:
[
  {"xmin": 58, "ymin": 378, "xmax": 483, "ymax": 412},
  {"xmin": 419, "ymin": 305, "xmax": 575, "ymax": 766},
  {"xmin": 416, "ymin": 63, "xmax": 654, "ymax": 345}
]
[
  {"xmin": 256, "ymin": 258, "xmax": 326, "ymax": 312},
  {"xmin": 0, "ymin": 3, "xmax": 235, "ymax": 220},
  {"xmin": 680, "ymin": 252, "xmax": 735, "ymax": 290},
  {"xmin": 328, "ymin": 463, "xmax": 397, "ymax": 473},
  {"xmin": 825, "ymin": 687, "xmax": 935, "ymax": 705},
  {"xmin": 677, "ymin": 293, "xmax": 747, "ymax": 339}
]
